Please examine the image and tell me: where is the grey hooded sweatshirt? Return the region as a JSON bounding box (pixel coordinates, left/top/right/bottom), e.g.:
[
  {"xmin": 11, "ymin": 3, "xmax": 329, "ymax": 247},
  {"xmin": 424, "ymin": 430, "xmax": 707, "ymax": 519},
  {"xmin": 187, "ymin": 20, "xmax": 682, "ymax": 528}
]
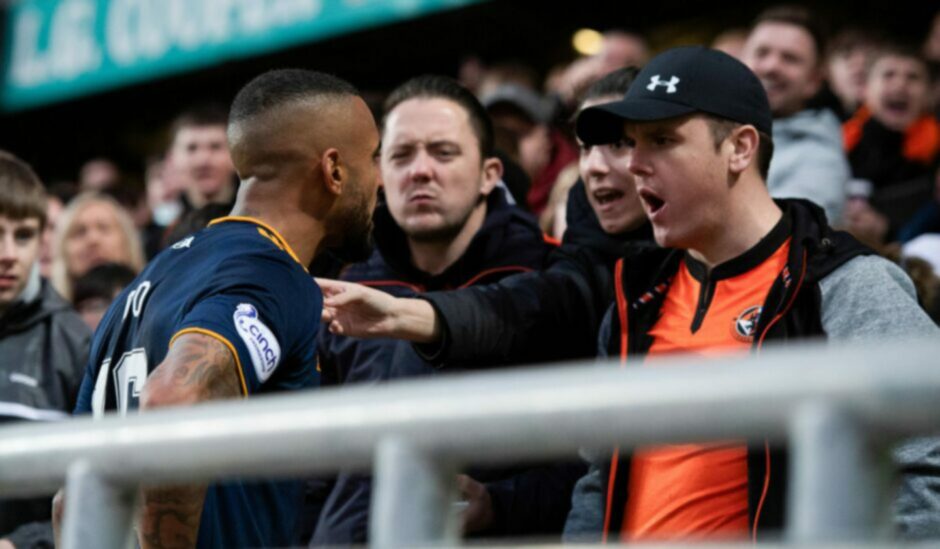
[
  {"xmin": 768, "ymin": 108, "xmax": 850, "ymax": 224},
  {"xmin": 0, "ymin": 273, "xmax": 90, "ymax": 548}
]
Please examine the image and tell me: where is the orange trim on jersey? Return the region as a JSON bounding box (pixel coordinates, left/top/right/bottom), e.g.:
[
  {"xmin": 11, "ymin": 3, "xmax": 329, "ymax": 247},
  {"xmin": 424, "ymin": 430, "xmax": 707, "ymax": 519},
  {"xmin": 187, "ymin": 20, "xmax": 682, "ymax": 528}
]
[
  {"xmin": 459, "ymin": 266, "xmax": 534, "ymax": 288},
  {"xmin": 170, "ymin": 328, "xmax": 249, "ymax": 397},
  {"xmin": 752, "ymin": 440, "xmax": 772, "ymax": 542},
  {"xmin": 208, "ymin": 216, "xmax": 306, "ymax": 271}
]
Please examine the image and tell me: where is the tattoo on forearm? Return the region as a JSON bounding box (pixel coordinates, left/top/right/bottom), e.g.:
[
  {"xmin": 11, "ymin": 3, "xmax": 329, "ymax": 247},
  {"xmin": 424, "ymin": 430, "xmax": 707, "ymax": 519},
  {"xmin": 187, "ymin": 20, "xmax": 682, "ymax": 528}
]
[
  {"xmin": 137, "ymin": 334, "xmax": 241, "ymax": 548},
  {"xmin": 140, "ymin": 484, "xmax": 207, "ymax": 549}
]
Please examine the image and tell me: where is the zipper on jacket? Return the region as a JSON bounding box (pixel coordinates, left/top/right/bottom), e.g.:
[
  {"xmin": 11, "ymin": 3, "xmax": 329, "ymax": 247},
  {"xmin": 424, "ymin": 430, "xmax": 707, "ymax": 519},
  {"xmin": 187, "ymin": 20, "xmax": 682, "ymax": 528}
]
[
  {"xmin": 690, "ymin": 273, "xmax": 716, "ymax": 333},
  {"xmin": 751, "ymin": 249, "xmax": 808, "ymax": 538}
]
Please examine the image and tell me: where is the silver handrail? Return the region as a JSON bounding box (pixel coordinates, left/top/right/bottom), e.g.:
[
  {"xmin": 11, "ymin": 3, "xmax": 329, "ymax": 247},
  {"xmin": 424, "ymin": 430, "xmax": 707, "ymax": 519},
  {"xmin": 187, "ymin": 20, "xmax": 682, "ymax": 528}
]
[{"xmin": 0, "ymin": 339, "xmax": 937, "ymax": 547}]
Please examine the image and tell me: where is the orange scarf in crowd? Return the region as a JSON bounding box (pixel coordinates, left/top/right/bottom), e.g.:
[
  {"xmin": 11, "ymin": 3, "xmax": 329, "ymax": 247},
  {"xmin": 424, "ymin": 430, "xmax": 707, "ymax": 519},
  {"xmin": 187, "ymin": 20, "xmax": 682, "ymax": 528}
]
[{"xmin": 843, "ymin": 106, "xmax": 940, "ymax": 166}]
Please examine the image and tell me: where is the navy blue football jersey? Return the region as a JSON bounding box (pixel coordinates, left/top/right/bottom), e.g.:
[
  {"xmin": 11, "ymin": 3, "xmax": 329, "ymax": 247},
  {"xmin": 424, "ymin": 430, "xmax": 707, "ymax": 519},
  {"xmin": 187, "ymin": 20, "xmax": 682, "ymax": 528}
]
[{"xmin": 74, "ymin": 216, "xmax": 322, "ymax": 548}]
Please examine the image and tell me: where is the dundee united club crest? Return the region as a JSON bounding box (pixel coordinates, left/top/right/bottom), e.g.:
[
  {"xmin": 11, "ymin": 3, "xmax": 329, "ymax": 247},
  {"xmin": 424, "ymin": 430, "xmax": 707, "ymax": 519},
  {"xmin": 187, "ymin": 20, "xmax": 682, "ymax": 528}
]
[{"xmin": 732, "ymin": 305, "xmax": 762, "ymax": 342}]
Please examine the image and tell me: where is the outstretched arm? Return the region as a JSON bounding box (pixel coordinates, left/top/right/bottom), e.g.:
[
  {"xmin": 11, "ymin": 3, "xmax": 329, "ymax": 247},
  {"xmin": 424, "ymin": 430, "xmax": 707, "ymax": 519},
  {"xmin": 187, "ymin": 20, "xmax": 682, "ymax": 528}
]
[
  {"xmin": 317, "ymin": 278, "xmax": 441, "ymax": 343},
  {"xmin": 137, "ymin": 332, "xmax": 243, "ymax": 549}
]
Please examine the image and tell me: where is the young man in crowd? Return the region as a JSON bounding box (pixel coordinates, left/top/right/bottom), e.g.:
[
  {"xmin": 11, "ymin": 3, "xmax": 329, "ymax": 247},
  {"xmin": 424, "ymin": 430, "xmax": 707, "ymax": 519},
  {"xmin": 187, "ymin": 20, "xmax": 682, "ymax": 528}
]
[
  {"xmin": 166, "ymin": 106, "xmax": 238, "ymax": 213},
  {"xmin": 312, "ymin": 75, "xmax": 572, "ymax": 543},
  {"xmin": 318, "ymin": 69, "xmax": 654, "ymax": 372},
  {"xmin": 313, "ymin": 68, "xmax": 650, "ymax": 541},
  {"xmin": 0, "ymin": 151, "xmax": 90, "ymax": 549},
  {"xmin": 569, "ymin": 45, "xmax": 938, "ymax": 542}
]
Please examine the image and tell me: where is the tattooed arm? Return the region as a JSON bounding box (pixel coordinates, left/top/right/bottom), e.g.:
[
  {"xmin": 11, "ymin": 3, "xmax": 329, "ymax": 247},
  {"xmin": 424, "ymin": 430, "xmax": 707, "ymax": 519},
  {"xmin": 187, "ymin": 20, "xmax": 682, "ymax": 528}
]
[{"xmin": 137, "ymin": 332, "xmax": 243, "ymax": 549}]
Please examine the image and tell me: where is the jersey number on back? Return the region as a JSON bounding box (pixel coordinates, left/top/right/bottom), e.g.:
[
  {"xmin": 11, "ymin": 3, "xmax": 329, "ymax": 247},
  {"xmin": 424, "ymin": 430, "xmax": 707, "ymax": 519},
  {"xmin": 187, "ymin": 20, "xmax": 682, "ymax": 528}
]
[
  {"xmin": 91, "ymin": 350, "xmax": 148, "ymax": 417},
  {"xmin": 91, "ymin": 281, "xmax": 152, "ymax": 417}
]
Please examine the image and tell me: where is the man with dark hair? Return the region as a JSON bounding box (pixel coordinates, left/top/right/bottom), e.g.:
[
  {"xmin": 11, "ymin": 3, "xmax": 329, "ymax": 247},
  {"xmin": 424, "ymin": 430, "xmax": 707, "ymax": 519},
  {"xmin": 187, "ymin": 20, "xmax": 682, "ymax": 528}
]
[
  {"xmin": 311, "ymin": 74, "xmax": 563, "ymax": 544},
  {"xmin": 166, "ymin": 104, "xmax": 238, "ymax": 213},
  {"xmin": 570, "ymin": 45, "xmax": 938, "ymax": 542},
  {"xmin": 314, "ymin": 70, "xmax": 651, "ymax": 543},
  {"xmin": 60, "ymin": 69, "xmax": 380, "ymax": 549},
  {"xmin": 318, "ymin": 67, "xmax": 651, "ymax": 383},
  {"xmin": 743, "ymin": 4, "xmax": 850, "ymax": 224},
  {"xmin": 0, "ymin": 150, "xmax": 91, "ymax": 549},
  {"xmin": 384, "ymin": 74, "xmax": 496, "ymax": 156}
]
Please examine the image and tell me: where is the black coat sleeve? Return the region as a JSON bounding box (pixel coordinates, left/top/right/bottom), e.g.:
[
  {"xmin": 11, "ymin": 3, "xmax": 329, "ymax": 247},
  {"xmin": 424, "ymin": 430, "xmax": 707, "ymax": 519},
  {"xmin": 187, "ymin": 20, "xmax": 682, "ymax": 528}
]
[
  {"xmin": 417, "ymin": 251, "xmax": 611, "ymax": 367},
  {"xmin": 415, "ymin": 181, "xmax": 622, "ymax": 368}
]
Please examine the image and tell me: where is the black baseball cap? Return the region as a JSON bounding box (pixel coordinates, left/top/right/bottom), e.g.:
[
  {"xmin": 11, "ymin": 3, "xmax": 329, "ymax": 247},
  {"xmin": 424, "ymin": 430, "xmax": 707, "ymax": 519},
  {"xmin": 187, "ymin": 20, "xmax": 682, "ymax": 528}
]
[{"xmin": 576, "ymin": 46, "xmax": 772, "ymax": 145}]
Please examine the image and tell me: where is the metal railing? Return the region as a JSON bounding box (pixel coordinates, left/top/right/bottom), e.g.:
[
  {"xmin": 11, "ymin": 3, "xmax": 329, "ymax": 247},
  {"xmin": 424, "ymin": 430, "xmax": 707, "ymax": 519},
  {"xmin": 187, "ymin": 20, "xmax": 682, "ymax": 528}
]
[{"xmin": 0, "ymin": 339, "xmax": 938, "ymax": 548}]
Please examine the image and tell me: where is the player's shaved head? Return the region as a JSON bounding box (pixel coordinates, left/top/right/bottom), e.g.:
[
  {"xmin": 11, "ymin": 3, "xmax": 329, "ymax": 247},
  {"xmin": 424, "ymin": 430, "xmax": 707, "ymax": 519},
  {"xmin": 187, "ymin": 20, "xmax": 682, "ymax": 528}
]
[
  {"xmin": 229, "ymin": 69, "xmax": 358, "ymax": 122},
  {"xmin": 227, "ymin": 68, "xmax": 381, "ymax": 265},
  {"xmin": 227, "ymin": 69, "xmax": 366, "ymax": 178}
]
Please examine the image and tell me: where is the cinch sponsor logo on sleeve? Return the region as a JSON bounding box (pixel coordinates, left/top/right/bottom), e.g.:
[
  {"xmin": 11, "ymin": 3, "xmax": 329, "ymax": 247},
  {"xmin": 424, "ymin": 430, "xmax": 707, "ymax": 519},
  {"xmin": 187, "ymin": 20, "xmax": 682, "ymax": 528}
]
[{"xmin": 233, "ymin": 303, "xmax": 281, "ymax": 383}]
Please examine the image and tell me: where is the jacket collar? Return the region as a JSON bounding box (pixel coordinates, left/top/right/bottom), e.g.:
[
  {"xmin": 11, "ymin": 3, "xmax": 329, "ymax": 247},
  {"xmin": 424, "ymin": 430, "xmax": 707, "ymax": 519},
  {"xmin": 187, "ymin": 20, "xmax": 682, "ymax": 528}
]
[
  {"xmin": 621, "ymin": 198, "xmax": 872, "ymax": 315},
  {"xmin": 358, "ymin": 187, "xmax": 546, "ymax": 290},
  {"xmin": 0, "ymin": 279, "xmax": 72, "ymax": 333},
  {"xmin": 685, "ymin": 212, "xmax": 790, "ymax": 283}
]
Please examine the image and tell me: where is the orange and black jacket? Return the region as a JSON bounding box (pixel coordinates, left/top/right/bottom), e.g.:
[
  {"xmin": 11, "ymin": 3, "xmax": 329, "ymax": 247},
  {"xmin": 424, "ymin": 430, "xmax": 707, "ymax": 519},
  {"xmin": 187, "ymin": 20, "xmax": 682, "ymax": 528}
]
[{"xmin": 596, "ymin": 199, "xmax": 872, "ymax": 539}]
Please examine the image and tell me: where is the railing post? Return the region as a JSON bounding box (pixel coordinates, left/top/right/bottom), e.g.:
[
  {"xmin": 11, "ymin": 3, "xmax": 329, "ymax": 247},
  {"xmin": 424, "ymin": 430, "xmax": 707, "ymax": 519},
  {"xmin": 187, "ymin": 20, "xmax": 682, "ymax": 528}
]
[
  {"xmin": 787, "ymin": 402, "xmax": 890, "ymax": 543},
  {"xmin": 61, "ymin": 460, "xmax": 136, "ymax": 549},
  {"xmin": 370, "ymin": 436, "xmax": 458, "ymax": 548}
]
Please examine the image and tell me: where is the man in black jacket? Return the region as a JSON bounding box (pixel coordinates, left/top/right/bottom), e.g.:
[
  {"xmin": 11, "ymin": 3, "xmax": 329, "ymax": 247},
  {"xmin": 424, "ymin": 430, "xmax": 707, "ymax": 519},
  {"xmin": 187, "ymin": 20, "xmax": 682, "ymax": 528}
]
[
  {"xmin": 312, "ymin": 75, "xmax": 577, "ymax": 544},
  {"xmin": 319, "ymin": 69, "xmax": 653, "ymax": 370},
  {"xmin": 313, "ymin": 70, "xmax": 652, "ymax": 542},
  {"xmin": 0, "ymin": 151, "xmax": 91, "ymax": 549}
]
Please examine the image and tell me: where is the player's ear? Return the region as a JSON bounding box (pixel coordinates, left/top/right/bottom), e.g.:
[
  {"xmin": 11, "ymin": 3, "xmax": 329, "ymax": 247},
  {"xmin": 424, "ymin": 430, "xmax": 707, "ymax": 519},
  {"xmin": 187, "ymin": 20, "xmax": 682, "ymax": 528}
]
[{"xmin": 321, "ymin": 148, "xmax": 346, "ymax": 196}]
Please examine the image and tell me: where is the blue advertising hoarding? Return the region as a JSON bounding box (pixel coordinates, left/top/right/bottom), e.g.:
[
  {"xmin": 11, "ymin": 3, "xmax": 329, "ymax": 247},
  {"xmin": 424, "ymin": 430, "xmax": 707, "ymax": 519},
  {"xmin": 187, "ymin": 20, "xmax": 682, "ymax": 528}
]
[{"xmin": 1, "ymin": 0, "xmax": 482, "ymax": 111}]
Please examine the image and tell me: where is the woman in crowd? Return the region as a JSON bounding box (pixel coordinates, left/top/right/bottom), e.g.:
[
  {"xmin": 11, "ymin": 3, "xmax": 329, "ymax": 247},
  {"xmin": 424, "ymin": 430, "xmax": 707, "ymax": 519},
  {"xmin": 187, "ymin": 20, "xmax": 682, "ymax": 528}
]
[{"xmin": 50, "ymin": 192, "xmax": 145, "ymax": 301}]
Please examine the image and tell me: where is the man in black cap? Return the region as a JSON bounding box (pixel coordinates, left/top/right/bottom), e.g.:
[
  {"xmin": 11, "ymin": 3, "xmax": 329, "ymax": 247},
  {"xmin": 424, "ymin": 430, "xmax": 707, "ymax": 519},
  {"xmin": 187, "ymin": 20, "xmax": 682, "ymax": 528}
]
[
  {"xmin": 317, "ymin": 48, "xmax": 938, "ymax": 541},
  {"xmin": 567, "ymin": 45, "xmax": 938, "ymax": 542}
]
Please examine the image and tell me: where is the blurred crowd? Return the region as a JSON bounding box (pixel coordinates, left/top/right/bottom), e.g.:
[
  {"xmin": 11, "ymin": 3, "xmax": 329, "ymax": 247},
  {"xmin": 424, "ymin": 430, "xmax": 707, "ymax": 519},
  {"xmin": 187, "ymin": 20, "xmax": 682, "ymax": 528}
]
[
  {"xmin": 13, "ymin": 9, "xmax": 940, "ymax": 331},
  {"xmin": 2, "ymin": 4, "xmax": 940, "ymax": 548}
]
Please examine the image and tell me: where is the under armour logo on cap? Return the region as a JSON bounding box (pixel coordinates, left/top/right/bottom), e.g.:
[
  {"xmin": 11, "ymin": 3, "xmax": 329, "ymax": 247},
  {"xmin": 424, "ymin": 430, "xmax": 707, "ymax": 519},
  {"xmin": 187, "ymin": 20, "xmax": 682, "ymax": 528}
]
[{"xmin": 647, "ymin": 75, "xmax": 680, "ymax": 93}]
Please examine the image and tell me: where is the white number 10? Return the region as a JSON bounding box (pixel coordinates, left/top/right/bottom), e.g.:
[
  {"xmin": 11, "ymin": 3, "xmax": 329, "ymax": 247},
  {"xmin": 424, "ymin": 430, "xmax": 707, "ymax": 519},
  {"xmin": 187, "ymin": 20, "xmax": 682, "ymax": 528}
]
[{"xmin": 91, "ymin": 348, "xmax": 148, "ymax": 418}]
